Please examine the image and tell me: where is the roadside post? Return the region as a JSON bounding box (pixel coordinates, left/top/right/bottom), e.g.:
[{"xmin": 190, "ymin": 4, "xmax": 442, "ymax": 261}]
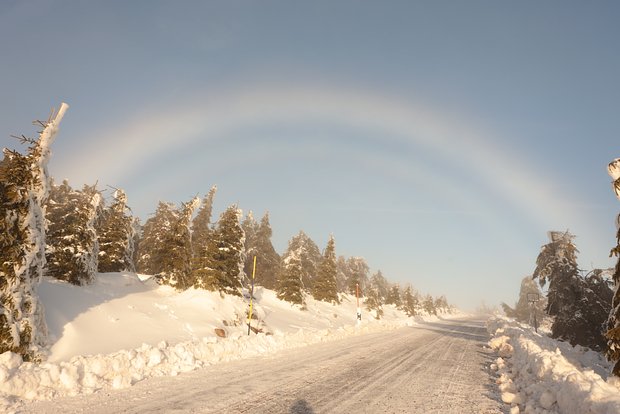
[
  {"xmin": 247, "ymin": 256, "xmax": 257, "ymax": 335},
  {"xmin": 527, "ymin": 292, "xmax": 539, "ymax": 333},
  {"xmin": 356, "ymin": 283, "xmax": 362, "ymax": 321}
]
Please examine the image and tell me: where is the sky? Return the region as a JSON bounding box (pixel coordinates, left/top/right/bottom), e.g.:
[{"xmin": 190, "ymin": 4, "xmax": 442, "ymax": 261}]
[{"xmin": 1, "ymin": 1, "xmax": 619, "ymax": 310}]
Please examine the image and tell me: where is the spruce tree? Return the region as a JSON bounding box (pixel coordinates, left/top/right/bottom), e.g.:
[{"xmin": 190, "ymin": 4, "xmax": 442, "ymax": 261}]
[
  {"xmin": 386, "ymin": 284, "xmax": 402, "ymax": 307},
  {"xmin": 246, "ymin": 212, "xmax": 281, "ymax": 289},
  {"xmin": 501, "ymin": 276, "xmax": 546, "ymax": 323},
  {"xmin": 533, "ymin": 231, "xmax": 611, "ymax": 350},
  {"xmin": 606, "ymin": 159, "xmax": 620, "ymax": 374},
  {"xmin": 365, "ymin": 284, "xmax": 383, "ymax": 319},
  {"xmin": 346, "ymin": 257, "xmax": 370, "ymax": 295},
  {"xmin": 0, "ymin": 103, "xmax": 68, "ymax": 360},
  {"xmin": 158, "ymin": 196, "xmax": 200, "ymax": 290},
  {"xmin": 370, "ymin": 270, "xmax": 389, "ymax": 302},
  {"xmin": 45, "ymin": 182, "xmax": 102, "ymax": 285},
  {"xmin": 191, "ymin": 186, "xmax": 217, "ymax": 284},
  {"xmin": 137, "ymin": 201, "xmax": 176, "ymax": 275},
  {"xmin": 281, "ymin": 231, "xmax": 321, "ymax": 292},
  {"xmin": 277, "ymin": 250, "xmax": 305, "ymax": 305},
  {"xmin": 312, "ymin": 235, "xmax": 339, "ymax": 303},
  {"xmin": 402, "ymin": 285, "xmax": 418, "ymax": 316},
  {"xmin": 423, "ymin": 294, "xmax": 437, "ymax": 315},
  {"xmin": 335, "ymin": 256, "xmax": 349, "ymax": 292},
  {"xmin": 97, "ymin": 189, "xmax": 135, "ymax": 273},
  {"xmin": 200, "ymin": 205, "xmax": 246, "ymax": 296}
]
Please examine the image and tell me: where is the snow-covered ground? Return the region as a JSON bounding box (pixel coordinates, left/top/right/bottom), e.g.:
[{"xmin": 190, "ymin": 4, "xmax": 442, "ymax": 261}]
[
  {"xmin": 0, "ymin": 272, "xmax": 453, "ymax": 413},
  {"xmin": 487, "ymin": 317, "xmax": 620, "ymax": 414}
]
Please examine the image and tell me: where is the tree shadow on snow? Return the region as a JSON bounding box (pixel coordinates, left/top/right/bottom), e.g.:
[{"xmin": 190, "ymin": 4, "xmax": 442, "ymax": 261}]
[{"xmin": 290, "ymin": 399, "xmax": 314, "ymax": 414}]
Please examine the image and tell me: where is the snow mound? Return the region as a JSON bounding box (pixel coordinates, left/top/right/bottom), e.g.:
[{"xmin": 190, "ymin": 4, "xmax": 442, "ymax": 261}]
[{"xmin": 487, "ymin": 317, "xmax": 620, "ymax": 414}]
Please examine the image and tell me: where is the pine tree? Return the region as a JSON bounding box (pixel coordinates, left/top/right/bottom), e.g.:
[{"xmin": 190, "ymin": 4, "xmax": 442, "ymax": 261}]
[
  {"xmin": 191, "ymin": 186, "xmax": 217, "ymax": 284},
  {"xmin": 276, "ymin": 249, "xmax": 305, "ymax": 305},
  {"xmin": 386, "ymin": 284, "xmax": 402, "ymax": 307},
  {"xmin": 402, "ymin": 285, "xmax": 418, "ymax": 316},
  {"xmin": 370, "ymin": 270, "xmax": 389, "ymax": 302},
  {"xmin": 533, "ymin": 231, "xmax": 611, "ymax": 350},
  {"xmin": 312, "ymin": 235, "xmax": 339, "ymax": 303},
  {"xmin": 423, "ymin": 294, "xmax": 437, "ymax": 315},
  {"xmin": 335, "ymin": 256, "xmax": 349, "ymax": 292},
  {"xmin": 281, "ymin": 231, "xmax": 321, "ymax": 292},
  {"xmin": 365, "ymin": 283, "xmax": 383, "ymax": 319},
  {"xmin": 137, "ymin": 202, "xmax": 176, "ymax": 275},
  {"xmin": 247, "ymin": 212, "xmax": 281, "ymax": 289},
  {"xmin": 200, "ymin": 205, "xmax": 246, "ymax": 296},
  {"xmin": 158, "ymin": 196, "xmax": 200, "ymax": 290},
  {"xmin": 0, "ymin": 103, "xmax": 68, "ymax": 360},
  {"xmin": 97, "ymin": 189, "xmax": 135, "ymax": 273},
  {"xmin": 501, "ymin": 276, "xmax": 546, "ymax": 323},
  {"xmin": 346, "ymin": 257, "xmax": 370, "ymax": 295},
  {"xmin": 607, "ymin": 158, "xmax": 620, "ymax": 375},
  {"xmin": 45, "ymin": 182, "xmax": 102, "ymax": 285}
]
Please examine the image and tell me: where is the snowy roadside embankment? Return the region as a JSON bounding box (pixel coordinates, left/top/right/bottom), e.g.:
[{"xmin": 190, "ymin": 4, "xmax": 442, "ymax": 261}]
[
  {"xmin": 487, "ymin": 317, "xmax": 620, "ymax": 414},
  {"xmin": 0, "ymin": 272, "xmax": 453, "ymax": 412}
]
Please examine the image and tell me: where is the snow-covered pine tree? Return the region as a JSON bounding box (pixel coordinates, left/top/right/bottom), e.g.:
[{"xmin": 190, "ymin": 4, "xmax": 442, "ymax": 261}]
[
  {"xmin": 246, "ymin": 212, "xmax": 281, "ymax": 289},
  {"xmin": 312, "ymin": 235, "xmax": 339, "ymax": 303},
  {"xmin": 137, "ymin": 201, "xmax": 176, "ymax": 275},
  {"xmin": 281, "ymin": 231, "xmax": 321, "ymax": 292},
  {"xmin": 45, "ymin": 181, "xmax": 102, "ymax": 285},
  {"xmin": 191, "ymin": 186, "xmax": 217, "ymax": 284},
  {"xmin": 97, "ymin": 189, "xmax": 135, "ymax": 273},
  {"xmin": 386, "ymin": 284, "xmax": 402, "ymax": 307},
  {"xmin": 533, "ymin": 231, "xmax": 610, "ymax": 350},
  {"xmin": 606, "ymin": 159, "xmax": 620, "ymax": 374},
  {"xmin": 200, "ymin": 205, "xmax": 246, "ymax": 296},
  {"xmin": 402, "ymin": 284, "xmax": 418, "ymax": 316},
  {"xmin": 364, "ymin": 281, "xmax": 383, "ymax": 319},
  {"xmin": 346, "ymin": 257, "xmax": 370, "ymax": 295},
  {"xmin": 276, "ymin": 248, "xmax": 305, "ymax": 305},
  {"xmin": 501, "ymin": 275, "xmax": 546, "ymax": 323},
  {"xmin": 370, "ymin": 270, "xmax": 389, "ymax": 302},
  {"xmin": 158, "ymin": 196, "xmax": 200, "ymax": 290},
  {"xmin": 335, "ymin": 256, "xmax": 349, "ymax": 292},
  {"xmin": 423, "ymin": 294, "xmax": 437, "ymax": 315},
  {"xmin": 0, "ymin": 103, "xmax": 68, "ymax": 360}
]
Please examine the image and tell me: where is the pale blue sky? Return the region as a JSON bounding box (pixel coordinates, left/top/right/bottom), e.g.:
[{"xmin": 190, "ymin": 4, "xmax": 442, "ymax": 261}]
[{"xmin": 1, "ymin": 1, "xmax": 619, "ymax": 310}]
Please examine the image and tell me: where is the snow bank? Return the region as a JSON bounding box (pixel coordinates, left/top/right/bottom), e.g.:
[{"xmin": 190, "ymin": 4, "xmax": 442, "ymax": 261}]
[
  {"xmin": 487, "ymin": 317, "xmax": 620, "ymax": 414},
  {"xmin": 0, "ymin": 272, "xmax": 451, "ymax": 412}
]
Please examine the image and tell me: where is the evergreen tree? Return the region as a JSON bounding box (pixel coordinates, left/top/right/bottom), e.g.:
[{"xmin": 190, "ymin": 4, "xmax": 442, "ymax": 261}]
[
  {"xmin": 200, "ymin": 205, "xmax": 246, "ymax": 296},
  {"xmin": 386, "ymin": 284, "xmax": 402, "ymax": 307},
  {"xmin": 533, "ymin": 231, "xmax": 611, "ymax": 350},
  {"xmin": 191, "ymin": 185, "xmax": 216, "ymax": 266},
  {"xmin": 312, "ymin": 235, "xmax": 339, "ymax": 303},
  {"xmin": 346, "ymin": 257, "xmax": 370, "ymax": 295},
  {"xmin": 276, "ymin": 249, "xmax": 305, "ymax": 305},
  {"xmin": 281, "ymin": 231, "xmax": 321, "ymax": 292},
  {"xmin": 158, "ymin": 197, "xmax": 200, "ymax": 290},
  {"xmin": 402, "ymin": 285, "xmax": 418, "ymax": 316},
  {"xmin": 247, "ymin": 212, "xmax": 281, "ymax": 289},
  {"xmin": 365, "ymin": 281, "xmax": 384, "ymax": 319},
  {"xmin": 45, "ymin": 182, "xmax": 102, "ymax": 285},
  {"xmin": 501, "ymin": 276, "xmax": 546, "ymax": 323},
  {"xmin": 370, "ymin": 270, "xmax": 389, "ymax": 302},
  {"xmin": 335, "ymin": 256, "xmax": 349, "ymax": 292},
  {"xmin": 97, "ymin": 189, "xmax": 135, "ymax": 273},
  {"xmin": 0, "ymin": 103, "xmax": 67, "ymax": 359},
  {"xmin": 423, "ymin": 294, "xmax": 437, "ymax": 315},
  {"xmin": 607, "ymin": 158, "xmax": 620, "ymax": 374},
  {"xmin": 137, "ymin": 202, "xmax": 176, "ymax": 275}
]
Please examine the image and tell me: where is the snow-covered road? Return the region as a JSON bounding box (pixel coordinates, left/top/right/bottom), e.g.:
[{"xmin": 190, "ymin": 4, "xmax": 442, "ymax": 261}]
[{"xmin": 23, "ymin": 318, "xmax": 504, "ymax": 413}]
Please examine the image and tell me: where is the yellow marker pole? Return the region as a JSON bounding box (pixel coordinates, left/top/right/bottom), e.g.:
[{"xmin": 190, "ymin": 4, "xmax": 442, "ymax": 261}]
[{"xmin": 247, "ymin": 256, "xmax": 257, "ymax": 335}]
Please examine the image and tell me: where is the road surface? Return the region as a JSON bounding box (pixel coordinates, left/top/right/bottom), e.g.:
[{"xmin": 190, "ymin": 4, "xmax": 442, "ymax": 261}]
[{"xmin": 23, "ymin": 318, "xmax": 505, "ymax": 413}]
